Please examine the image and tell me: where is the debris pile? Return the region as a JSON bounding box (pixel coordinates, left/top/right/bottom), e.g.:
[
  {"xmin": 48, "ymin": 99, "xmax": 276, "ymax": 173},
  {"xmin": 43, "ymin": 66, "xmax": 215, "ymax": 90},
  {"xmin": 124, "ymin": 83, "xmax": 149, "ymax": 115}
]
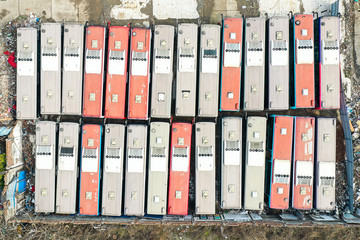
[
  {"xmin": 20, "ymin": 120, "xmax": 36, "ymax": 214},
  {"xmin": 335, "ymin": 122, "xmax": 348, "ymax": 212},
  {"xmin": 347, "ymin": 90, "xmax": 360, "ymax": 210}
]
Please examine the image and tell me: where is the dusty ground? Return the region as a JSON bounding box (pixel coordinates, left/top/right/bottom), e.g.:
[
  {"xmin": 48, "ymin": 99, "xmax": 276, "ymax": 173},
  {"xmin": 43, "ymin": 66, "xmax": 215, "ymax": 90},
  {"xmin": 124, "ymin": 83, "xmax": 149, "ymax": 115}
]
[{"xmin": 1, "ymin": 210, "xmax": 360, "ymax": 240}]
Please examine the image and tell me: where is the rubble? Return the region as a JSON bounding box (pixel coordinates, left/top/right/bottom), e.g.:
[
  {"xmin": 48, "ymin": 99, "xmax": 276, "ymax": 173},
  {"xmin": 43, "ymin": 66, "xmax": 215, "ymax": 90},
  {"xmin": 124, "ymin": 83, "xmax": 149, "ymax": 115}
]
[
  {"xmin": 0, "ymin": 14, "xmax": 39, "ymax": 219},
  {"xmin": 5, "ymin": 121, "xmax": 22, "ymax": 169},
  {"xmin": 345, "ymin": 85, "xmax": 360, "ymax": 210}
]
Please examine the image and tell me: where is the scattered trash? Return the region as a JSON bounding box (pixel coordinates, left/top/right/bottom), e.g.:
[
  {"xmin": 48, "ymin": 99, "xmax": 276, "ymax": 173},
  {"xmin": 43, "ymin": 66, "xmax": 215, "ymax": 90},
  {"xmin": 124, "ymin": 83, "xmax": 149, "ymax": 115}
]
[
  {"xmin": 3, "ymin": 51, "xmax": 16, "ymax": 68},
  {"xmin": 350, "ymin": 120, "xmax": 355, "ymax": 132}
]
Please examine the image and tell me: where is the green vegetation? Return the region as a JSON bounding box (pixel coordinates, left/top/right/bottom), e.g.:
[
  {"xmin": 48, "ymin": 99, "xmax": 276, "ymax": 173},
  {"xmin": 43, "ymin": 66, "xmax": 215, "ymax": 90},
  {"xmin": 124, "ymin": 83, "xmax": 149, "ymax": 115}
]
[{"xmin": 0, "ymin": 153, "xmax": 6, "ymax": 188}]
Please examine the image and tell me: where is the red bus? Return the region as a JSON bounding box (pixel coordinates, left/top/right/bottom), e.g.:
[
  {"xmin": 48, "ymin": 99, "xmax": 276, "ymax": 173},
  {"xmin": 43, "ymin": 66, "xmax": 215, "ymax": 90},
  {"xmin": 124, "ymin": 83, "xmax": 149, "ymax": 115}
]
[
  {"xmin": 292, "ymin": 14, "xmax": 315, "ymax": 108},
  {"xmin": 267, "ymin": 115, "xmax": 293, "ymax": 209},
  {"xmin": 292, "ymin": 117, "xmax": 315, "ymax": 210},
  {"xmin": 220, "ymin": 18, "xmax": 243, "ymax": 111},
  {"xmin": 79, "ymin": 124, "xmax": 102, "ymax": 215},
  {"xmin": 168, "ymin": 122, "xmax": 192, "ymax": 215},
  {"xmin": 104, "ymin": 26, "xmax": 129, "ymax": 119},
  {"xmin": 83, "ymin": 26, "xmax": 106, "ymax": 117},
  {"xmin": 128, "ymin": 28, "xmax": 151, "ymax": 120}
]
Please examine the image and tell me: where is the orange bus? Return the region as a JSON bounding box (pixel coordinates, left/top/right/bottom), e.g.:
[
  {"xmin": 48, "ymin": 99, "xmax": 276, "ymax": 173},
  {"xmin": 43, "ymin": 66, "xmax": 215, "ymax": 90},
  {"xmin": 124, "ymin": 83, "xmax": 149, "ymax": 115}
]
[
  {"xmin": 128, "ymin": 28, "xmax": 151, "ymax": 120},
  {"xmin": 220, "ymin": 18, "xmax": 243, "ymax": 111},
  {"xmin": 104, "ymin": 26, "xmax": 129, "ymax": 119},
  {"xmin": 267, "ymin": 115, "xmax": 293, "ymax": 209},
  {"xmin": 292, "ymin": 117, "xmax": 314, "ymax": 210},
  {"xmin": 292, "ymin": 14, "xmax": 315, "ymax": 108},
  {"xmin": 168, "ymin": 122, "xmax": 192, "ymax": 215},
  {"xmin": 83, "ymin": 26, "xmax": 106, "ymax": 117},
  {"xmin": 79, "ymin": 124, "xmax": 102, "ymax": 215}
]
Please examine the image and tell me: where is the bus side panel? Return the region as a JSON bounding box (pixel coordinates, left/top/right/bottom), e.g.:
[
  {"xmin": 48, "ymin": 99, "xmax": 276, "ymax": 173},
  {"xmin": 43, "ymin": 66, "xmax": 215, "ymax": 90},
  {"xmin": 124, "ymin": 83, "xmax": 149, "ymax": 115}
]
[
  {"xmin": 35, "ymin": 121, "xmax": 56, "ymax": 213},
  {"xmin": 56, "ymin": 122, "xmax": 79, "ymax": 214},
  {"xmin": 195, "ymin": 122, "xmax": 216, "ymax": 214},
  {"xmin": 124, "ymin": 125, "xmax": 147, "ymax": 216},
  {"xmin": 175, "ymin": 24, "xmax": 198, "ymax": 117},
  {"xmin": 40, "ymin": 23, "xmax": 62, "ymax": 115},
  {"xmin": 243, "ymin": 18, "xmax": 266, "ymax": 111},
  {"xmin": 244, "ymin": 117, "xmax": 267, "ymax": 210},
  {"xmin": 147, "ymin": 122, "xmax": 170, "ymax": 215},
  {"xmin": 150, "ymin": 25, "xmax": 175, "ymax": 118},
  {"xmin": 102, "ymin": 124, "xmax": 125, "ymax": 216},
  {"xmin": 318, "ymin": 17, "xmax": 340, "ymax": 109},
  {"xmin": 198, "ymin": 25, "xmax": 221, "ymax": 117},
  {"xmin": 221, "ymin": 117, "xmax": 242, "ymax": 209},
  {"xmin": 268, "ymin": 17, "xmax": 290, "ymax": 110},
  {"xmin": 62, "ymin": 24, "xmax": 84, "ymax": 115},
  {"xmin": 315, "ymin": 118, "xmax": 336, "ymax": 210},
  {"xmin": 16, "ymin": 28, "xmax": 38, "ymax": 120}
]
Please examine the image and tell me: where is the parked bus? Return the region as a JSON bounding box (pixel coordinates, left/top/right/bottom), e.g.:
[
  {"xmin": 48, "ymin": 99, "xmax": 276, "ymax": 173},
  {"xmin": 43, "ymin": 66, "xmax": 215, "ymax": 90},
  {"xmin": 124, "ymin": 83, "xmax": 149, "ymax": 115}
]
[
  {"xmin": 195, "ymin": 122, "xmax": 216, "ymax": 214},
  {"xmin": 243, "ymin": 18, "xmax": 266, "ymax": 111},
  {"xmin": 219, "ymin": 18, "xmax": 243, "ymax": 112},
  {"xmin": 128, "ymin": 28, "xmax": 151, "ymax": 120},
  {"xmin": 79, "ymin": 124, "xmax": 102, "ymax": 215},
  {"xmin": 198, "ymin": 24, "xmax": 221, "ymax": 117},
  {"xmin": 292, "ymin": 14, "xmax": 315, "ymax": 108},
  {"xmin": 147, "ymin": 122, "xmax": 170, "ymax": 215},
  {"xmin": 62, "ymin": 23, "xmax": 84, "ymax": 115},
  {"xmin": 266, "ymin": 115, "xmax": 293, "ymax": 209},
  {"xmin": 317, "ymin": 16, "xmax": 340, "ymax": 109},
  {"xmin": 16, "ymin": 27, "xmax": 38, "ymax": 119},
  {"xmin": 150, "ymin": 25, "xmax": 175, "ymax": 118},
  {"xmin": 221, "ymin": 117, "xmax": 242, "ymax": 209},
  {"xmin": 168, "ymin": 122, "xmax": 192, "ymax": 215},
  {"xmin": 124, "ymin": 124, "xmax": 147, "ymax": 216},
  {"xmin": 102, "ymin": 124, "xmax": 125, "ymax": 216},
  {"xmin": 292, "ymin": 117, "xmax": 315, "ymax": 210},
  {"xmin": 35, "ymin": 121, "xmax": 56, "ymax": 213},
  {"xmin": 243, "ymin": 116, "xmax": 267, "ymax": 210},
  {"xmin": 56, "ymin": 122, "xmax": 79, "ymax": 214},
  {"xmin": 40, "ymin": 23, "xmax": 62, "ymax": 115},
  {"xmin": 83, "ymin": 26, "xmax": 106, "ymax": 117},
  {"xmin": 267, "ymin": 17, "xmax": 290, "ymax": 110},
  {"xmin": 104, "ymin": 26, "xmax": 129, "ymax": 119},
  {"xmin": 315, "ymin": 118, "xmax": 336, "ymax": 210},
  {"xmin": 175, "ymin": 24, "xmax": 198, "ymax": 117}
]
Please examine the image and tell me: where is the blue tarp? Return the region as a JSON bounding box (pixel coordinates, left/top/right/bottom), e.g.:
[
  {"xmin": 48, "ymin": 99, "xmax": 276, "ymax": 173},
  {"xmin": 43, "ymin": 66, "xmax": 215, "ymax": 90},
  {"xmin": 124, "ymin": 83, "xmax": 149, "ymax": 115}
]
[
  {"xmin": 331, "ymin": 0, "xmax": 340, "ymax": 16},
  {"xmin": 18, "ymin": 171, "xmax": 26, "ymax": 193},
  {"xmin": 5, "ymin": 170, "xmax": 26, "ymax": 210},
  {"xmin": 0, "ymin": 126, "xmax": 13, "ymax": 136}
]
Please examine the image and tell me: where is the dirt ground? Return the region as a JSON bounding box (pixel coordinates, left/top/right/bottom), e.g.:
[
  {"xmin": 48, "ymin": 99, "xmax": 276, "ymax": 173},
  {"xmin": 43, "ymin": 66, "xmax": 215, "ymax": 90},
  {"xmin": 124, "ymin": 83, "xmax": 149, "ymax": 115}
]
[{"xmin": 1, "ymin": 212, "xmax": 360, "ymax": 240}]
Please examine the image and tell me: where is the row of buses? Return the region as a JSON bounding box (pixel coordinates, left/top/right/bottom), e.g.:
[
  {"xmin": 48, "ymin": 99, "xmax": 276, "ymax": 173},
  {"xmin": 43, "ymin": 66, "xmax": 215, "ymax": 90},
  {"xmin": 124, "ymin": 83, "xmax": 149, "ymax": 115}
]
[
  {"xmin": 16, "ymin": 14, "xmax": 340, "ymax": 120},
  {"xmin": 35, "ymin": 116, "xmax": 336, "ymax": 216}
]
